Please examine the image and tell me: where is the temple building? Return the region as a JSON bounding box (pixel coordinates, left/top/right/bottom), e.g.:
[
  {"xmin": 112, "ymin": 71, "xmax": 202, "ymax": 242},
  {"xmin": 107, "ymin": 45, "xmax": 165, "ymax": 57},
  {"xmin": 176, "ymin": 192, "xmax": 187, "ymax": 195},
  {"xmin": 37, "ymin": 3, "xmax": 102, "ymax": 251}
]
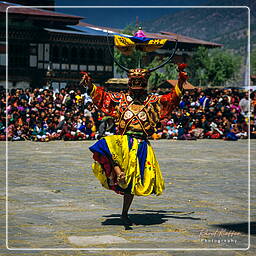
[
  {"xmin": 0, "ymin": 1, "xmax": 221, "ymax": 91},
  {"xmin": 0, "ymin": 1, "xmax": 114, "ymax": 91}
]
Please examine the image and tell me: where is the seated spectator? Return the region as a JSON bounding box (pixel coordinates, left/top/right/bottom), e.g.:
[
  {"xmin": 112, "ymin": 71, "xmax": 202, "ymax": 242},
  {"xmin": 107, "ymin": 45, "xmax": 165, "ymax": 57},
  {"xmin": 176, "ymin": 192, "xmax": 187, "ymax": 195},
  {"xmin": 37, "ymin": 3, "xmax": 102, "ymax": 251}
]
[
  {"xmin": 177, "ymin": 124, "xmax": 196, "ymax": 140},
  {"xmin": 250, "ymin": 119, "xmax": 256, "ymax": 139},
  {"xmin": 205, "ymin": 121, "xmax": 224, "ymax": 139},
  {"xmin": 190, "ymin": 119, "xmax": 204, "ymax": 139},
  {"xmin": 96, "ymin": 116, "xmax": 115, "ymax": 140},
  {"xmin": 31, "ymin": 122, "xmax": 48, "ymax": 142},
  {"xmin": 166, "ymin": 120, "xmax": 178, "ymax": 139}
]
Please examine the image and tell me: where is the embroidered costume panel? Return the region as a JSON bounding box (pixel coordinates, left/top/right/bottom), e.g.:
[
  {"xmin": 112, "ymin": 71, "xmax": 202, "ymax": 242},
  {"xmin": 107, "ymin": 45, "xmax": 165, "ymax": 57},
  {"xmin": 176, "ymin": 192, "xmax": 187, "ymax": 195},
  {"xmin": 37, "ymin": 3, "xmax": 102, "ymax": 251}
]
[{"xmin": 90, "ymin": 84, "xmax": 182, "ymax": 136}]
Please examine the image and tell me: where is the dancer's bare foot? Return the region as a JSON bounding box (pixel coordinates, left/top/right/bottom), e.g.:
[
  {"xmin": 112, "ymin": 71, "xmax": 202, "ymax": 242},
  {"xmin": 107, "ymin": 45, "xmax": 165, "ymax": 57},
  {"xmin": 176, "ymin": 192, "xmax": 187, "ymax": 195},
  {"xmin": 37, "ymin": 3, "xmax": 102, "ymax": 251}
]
[{"xmin": 121, "ymin": 215, "xmax": 134, "ymax": 226}]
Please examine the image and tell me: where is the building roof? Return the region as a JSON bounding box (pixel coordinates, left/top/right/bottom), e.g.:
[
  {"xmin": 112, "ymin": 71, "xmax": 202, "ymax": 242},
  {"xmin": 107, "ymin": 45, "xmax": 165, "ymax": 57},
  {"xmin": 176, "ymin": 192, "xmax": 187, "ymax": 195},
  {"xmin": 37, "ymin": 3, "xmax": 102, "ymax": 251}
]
[
  {"xmin": 68, "ymin": 24, "xmax": 110, "ymax": 37},
  {"xmin": 0, "ymin": 1, "xmax": 83, "ymax": 24},
  {"xmin": 44, "ymin": 24, "xmax": 116, "ymax": 38},
  {"xmin": 105, "ymin": 78, "xmax": 129, "ymax": 84},
  {"xmin": 160, "ymin": 31, "xmax": 222, "ymax": 47},
  {"xmin": 159, "ymin": 80, "xmax": 196, "ymax": 90},
  {"xmin": 1, "ymin": 1, "xmax": 222, "ymax": 48},
  {"xmin": 77, "ymin": 22, "xmax": 222, "ymax": 48},
  {"xmin": 78, "ymin": 22, "xmax": 121, "ymax": 35}
]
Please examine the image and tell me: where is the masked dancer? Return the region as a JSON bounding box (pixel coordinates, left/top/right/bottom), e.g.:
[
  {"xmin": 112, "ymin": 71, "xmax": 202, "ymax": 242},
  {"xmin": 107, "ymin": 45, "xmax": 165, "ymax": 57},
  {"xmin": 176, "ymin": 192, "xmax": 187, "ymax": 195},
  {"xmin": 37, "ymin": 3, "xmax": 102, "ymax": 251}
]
[{"xmin": 80, "ymin": 39, "xmax": 188, "ymax": 226}]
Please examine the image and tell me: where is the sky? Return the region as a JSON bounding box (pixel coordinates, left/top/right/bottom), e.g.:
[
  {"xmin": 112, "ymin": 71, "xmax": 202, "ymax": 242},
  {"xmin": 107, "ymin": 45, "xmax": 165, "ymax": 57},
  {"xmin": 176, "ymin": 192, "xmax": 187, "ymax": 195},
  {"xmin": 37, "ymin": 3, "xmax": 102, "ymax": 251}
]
[{"xmin": 55, "ymin": 0, "xmax": 209, "ymax": 28}]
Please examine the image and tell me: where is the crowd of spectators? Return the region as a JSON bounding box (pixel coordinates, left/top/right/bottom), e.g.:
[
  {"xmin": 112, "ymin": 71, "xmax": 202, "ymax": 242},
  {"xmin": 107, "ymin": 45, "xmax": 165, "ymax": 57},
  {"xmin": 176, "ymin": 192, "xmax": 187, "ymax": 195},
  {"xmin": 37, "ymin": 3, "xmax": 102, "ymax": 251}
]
[
  {"xmin": 0, "ymin": 86, "xmax": 255, "ymax": 142},
  {"xmin": 154, "ymin": 88, "xmax": 255, "ymax": 141}
]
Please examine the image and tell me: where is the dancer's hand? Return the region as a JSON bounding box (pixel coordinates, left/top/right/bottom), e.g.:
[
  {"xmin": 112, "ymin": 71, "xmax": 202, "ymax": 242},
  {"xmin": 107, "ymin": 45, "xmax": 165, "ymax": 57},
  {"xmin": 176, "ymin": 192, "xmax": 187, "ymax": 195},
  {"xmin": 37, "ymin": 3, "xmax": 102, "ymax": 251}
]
[
  {"xmin": 177, "ymin": 63, "xmax": 188, "ymax": 82},
  {"xmin": 80, "ymin": 72, "xmax": 93, "ymax": 90}
]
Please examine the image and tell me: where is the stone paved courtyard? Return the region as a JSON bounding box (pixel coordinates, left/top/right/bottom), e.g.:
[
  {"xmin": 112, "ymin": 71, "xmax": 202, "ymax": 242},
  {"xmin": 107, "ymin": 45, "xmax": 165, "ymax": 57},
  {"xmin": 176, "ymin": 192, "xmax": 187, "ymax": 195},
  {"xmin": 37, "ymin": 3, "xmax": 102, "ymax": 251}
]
[{"xmin": 0, "ymin": 139, "xmax": 255, "ymax": 256}]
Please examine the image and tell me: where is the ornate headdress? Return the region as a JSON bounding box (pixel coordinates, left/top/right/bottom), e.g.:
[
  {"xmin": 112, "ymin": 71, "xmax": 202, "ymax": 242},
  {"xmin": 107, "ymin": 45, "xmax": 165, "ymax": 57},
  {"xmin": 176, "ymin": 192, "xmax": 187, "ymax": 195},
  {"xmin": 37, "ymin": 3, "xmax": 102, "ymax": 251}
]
[{"xmin": 107, "ymin": 33, "xmax": 178, "ymax": 89}]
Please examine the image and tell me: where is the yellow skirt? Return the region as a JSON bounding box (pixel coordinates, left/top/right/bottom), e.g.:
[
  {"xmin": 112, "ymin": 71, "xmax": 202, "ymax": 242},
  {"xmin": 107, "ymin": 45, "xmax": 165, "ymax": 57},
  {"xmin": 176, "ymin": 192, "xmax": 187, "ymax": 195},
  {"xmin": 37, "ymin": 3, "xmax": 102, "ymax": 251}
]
[{"xmin": 89, "ymin": 135, "xmax": 165, "ymax": 196}]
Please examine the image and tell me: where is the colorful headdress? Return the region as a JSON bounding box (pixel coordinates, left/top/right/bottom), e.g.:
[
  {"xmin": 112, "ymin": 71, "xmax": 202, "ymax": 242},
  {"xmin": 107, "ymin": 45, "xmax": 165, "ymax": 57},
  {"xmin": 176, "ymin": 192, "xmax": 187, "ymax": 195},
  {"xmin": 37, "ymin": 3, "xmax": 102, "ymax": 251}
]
[{"xmin": 107, "ymin": 32, "xmax": 178, "ymax": 89}]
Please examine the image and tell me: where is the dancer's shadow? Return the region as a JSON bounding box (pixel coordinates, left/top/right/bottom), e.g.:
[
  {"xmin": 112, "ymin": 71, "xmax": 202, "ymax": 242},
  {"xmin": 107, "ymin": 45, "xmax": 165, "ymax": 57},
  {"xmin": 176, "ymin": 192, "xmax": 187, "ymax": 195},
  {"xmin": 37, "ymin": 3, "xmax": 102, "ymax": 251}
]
[
  {"xmin": 102, "ymin": 209, "xmax": 201, "ymax": 230},
  {"xmin": 210, "ymin": 222, "xmax": 256, "ymax": 235}
]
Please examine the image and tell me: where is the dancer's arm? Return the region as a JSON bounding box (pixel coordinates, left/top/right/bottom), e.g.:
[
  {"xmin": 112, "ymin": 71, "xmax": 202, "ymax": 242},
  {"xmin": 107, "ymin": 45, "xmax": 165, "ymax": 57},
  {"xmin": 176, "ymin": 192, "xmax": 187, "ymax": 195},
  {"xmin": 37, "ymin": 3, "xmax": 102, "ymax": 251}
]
[
  {"xmin": 80, "ymin": 72, "xmax": 121, "ymax": 117},
  {"xmin": 159, "ymin": 64, "xmax": 188, "ymax": 118}
]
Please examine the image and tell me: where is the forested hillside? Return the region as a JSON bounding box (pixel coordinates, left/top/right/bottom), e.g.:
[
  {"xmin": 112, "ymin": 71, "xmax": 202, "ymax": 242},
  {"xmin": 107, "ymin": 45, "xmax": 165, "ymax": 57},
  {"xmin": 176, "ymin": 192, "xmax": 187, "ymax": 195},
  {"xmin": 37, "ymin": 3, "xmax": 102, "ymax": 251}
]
[{"xmin": 142, "ymin": 0, "xmax": 255, "ymax": 52}]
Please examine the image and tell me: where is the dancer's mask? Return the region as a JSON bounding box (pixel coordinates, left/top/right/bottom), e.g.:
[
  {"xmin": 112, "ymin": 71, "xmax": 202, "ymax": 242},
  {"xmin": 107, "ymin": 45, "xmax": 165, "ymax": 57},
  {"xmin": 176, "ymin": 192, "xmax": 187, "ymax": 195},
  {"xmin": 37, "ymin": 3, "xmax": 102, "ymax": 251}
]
[{"xmin": 128, "ymin": 68, "xmax": 150, "ymax": 89}]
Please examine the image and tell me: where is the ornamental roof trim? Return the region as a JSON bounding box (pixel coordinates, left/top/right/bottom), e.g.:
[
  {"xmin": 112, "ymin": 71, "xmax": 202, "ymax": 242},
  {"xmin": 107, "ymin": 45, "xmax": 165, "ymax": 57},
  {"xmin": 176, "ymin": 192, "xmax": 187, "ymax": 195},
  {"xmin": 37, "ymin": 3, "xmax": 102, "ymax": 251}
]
[{"xmin": 0, "ymin": 1, "xmax": 83, "ymax": 20}]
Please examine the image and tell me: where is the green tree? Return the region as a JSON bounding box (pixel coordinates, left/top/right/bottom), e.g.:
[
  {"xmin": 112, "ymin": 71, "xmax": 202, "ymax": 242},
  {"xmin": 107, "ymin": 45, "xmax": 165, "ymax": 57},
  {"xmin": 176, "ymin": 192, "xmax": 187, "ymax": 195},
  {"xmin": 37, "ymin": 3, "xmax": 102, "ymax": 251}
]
[
  {"xmin": 188, "ymin": 47, "xmax": 241, "ymax": 87},
  {"xmin": 121, "ymin": 24, "xmax": 136, "ymax": 35},
  {"xmin": 147, "ymin": 56, "xmax": 177, "ymax": 90},
  {"xmin": 251, "ymin": 48, "xmax": 256, "ymax": 75},
  {"xmin": 114, "ymin": 49, "xmax": 146, "ymax": 77},
  {"xmin": 187, "ymin": 47, "xmax": 210, "ymax": 86},
  {"xmin": 208, "ymin": 49, "xmax": 241, "ymax": 86}
]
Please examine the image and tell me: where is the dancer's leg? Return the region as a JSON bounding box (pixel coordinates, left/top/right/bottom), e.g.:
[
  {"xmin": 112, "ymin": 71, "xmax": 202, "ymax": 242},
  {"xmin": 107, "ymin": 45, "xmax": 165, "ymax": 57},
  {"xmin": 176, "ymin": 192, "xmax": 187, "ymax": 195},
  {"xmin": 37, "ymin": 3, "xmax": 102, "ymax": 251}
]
[{"xmin": 121, "ymin": 193, "xmax": 134, "ymax": 225}]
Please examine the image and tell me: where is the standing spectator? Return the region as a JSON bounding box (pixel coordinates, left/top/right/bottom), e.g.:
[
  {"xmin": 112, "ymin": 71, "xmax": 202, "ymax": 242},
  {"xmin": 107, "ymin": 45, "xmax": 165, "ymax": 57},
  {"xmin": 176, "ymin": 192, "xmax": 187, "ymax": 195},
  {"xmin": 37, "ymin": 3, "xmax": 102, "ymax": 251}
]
[{"xmin": 239, "ymin": 92, "xmax": 249, "ymax": 116}]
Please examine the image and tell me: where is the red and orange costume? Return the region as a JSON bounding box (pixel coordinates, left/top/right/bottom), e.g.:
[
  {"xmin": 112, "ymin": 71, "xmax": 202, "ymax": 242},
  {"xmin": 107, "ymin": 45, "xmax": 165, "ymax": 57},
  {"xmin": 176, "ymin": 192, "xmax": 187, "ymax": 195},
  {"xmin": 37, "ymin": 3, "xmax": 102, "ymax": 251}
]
[{"xmin": 90, "ymin": 72, "xmax": 182, "ymax": 137}]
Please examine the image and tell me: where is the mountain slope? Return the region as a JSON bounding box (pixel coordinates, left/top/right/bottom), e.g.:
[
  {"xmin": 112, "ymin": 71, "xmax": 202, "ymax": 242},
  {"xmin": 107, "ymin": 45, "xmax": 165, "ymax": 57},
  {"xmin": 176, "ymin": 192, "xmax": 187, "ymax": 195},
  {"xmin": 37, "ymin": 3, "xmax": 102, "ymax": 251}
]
[{"xmin": 142, "ymin": 0, "xmax": 255, "ymax": 52}]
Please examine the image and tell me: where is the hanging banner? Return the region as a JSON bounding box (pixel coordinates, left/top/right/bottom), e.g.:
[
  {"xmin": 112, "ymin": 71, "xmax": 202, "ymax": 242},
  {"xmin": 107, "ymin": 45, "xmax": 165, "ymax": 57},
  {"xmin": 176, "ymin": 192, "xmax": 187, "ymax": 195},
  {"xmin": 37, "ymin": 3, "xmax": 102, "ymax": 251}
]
[{"xmin": 114, "ymin": 35, "xmax": 168, "ymax": 55}]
